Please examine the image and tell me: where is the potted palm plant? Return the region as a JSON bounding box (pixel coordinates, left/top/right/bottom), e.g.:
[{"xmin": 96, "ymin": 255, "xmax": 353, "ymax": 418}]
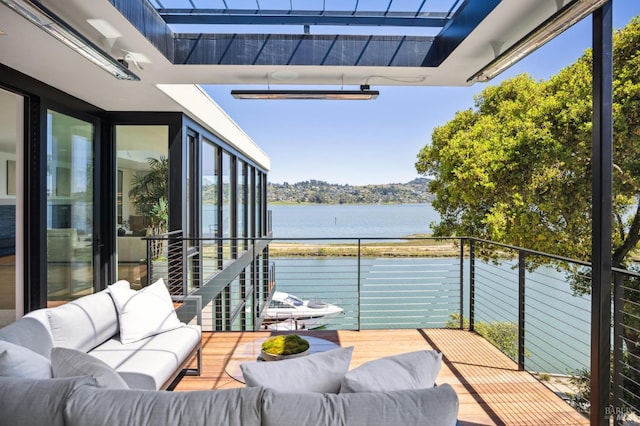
[{"xmin": 128, "ymin": 156, "xmax": 169, "ymax": 259}]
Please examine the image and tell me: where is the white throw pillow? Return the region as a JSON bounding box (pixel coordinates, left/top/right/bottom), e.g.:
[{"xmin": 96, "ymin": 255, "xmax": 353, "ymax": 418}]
[
  {"xmin": 108, "ymin": 280, "xmax": 131, "ymax": 290},
  {"xmin": 48, "ymin": 289, "xmax": 122, "ymax": 352},
  {"xmin": 51, "ymin": 347, "xmax": 129, "ymax": 389},
  {"xmin": 340, "ymin": 350, "xmax": 442, "ymax": 393},
  {"xmin": 108, "ymin": 278, "xmax": 183, "ymax": 344},
  {"xmin": 240, "ymin": 346, "xmax": 353, "ymax": 394},
  {"xmin": 0, "ymin": 340, "xmax": 52, "ymax": 379}
]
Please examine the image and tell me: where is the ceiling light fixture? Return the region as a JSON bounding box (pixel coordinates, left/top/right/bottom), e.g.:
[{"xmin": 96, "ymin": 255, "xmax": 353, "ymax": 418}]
[
  {"xmin": 231, "ymin": 85, "xmax": 379, "ymax": 100},
  {"xmin": 1, "ymin": 0, "xmax": 140, "ymax": 81},
  {"xmin": 468, "ymin": 0, "xmax": 609, "ymax": 83}
]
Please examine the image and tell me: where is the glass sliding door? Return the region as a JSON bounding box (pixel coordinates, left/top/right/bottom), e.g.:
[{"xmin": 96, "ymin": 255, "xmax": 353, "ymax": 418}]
[
  {"xmin": 201, "ymin": 140, "xmax": 219, "ymax": 275},
  {"xmin": 185, "ymin": 132, "xmax": 199, "ymax": 294},
  {"xmin": 256, "ymin": 172, "xmax": 263, "ymax": 236},
  {"xmin": 115, "ymin": 125, "xmax": 168, "ymax": 289},
  {"xmin": 46, "ymin": 110, "xmax": 94, "ymax": 302},
  {"xmin": 248, "ymin": 167, "xmax": 255, "ymax": 239},
  {"xmin": 0, "ymin": 88, "xmax": 23, "ymax": 325},
  {"xmin": 237, "ymin": 160, "xmax": 246, "ymax": 251},
  {"xmin": 222, "ymin": 151, "xmax": 233, "ymax": 263}
]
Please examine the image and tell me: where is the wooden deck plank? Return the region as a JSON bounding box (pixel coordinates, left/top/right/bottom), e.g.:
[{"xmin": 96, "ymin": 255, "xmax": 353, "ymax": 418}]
[{"xmin": 174, "ymin": 329, "xmax": 589, "ymax": 425}]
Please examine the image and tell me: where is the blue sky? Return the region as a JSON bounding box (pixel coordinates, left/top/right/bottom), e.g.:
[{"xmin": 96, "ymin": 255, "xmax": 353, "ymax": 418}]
[{"xmin": 204, "ymin": 2, "xmax": 640, "ymax": 185}]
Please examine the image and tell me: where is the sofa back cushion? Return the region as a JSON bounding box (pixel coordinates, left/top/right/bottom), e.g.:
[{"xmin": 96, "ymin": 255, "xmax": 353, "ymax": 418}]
[
  {"xmin": 240, "ymin": 346, "xmax": 353, "ymax": 394},
  {"xmin": 261, "ymin": 383, "xmax": 459, "ymax": 426},
  {"xmin": 48, "ymin": 289, "xmax": 120, "ymax": 352},
  {"xmin": 340, "ymin": 350, "xmax": 442, "ymax": 393},
  {"xmin": 0, "ymin": 314, "xmax": 53, "ymax": 358},
  {"xmin": 108, "ymin": 278, "xmax": 183, "ymax": 344},
  {"xmin": 0, "ymin": 375, "xmax": 98, "ymax": 426},
  {"xmin": 64, "ymin": 385, "xmax": 265, "ymax": 426}
]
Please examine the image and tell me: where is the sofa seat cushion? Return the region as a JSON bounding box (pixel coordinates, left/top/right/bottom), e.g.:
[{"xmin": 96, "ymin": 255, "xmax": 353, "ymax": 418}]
[
  {"xmin": 261, "ymin": 383, "xmax": 459, "ymax": 426},
  {"xmin": 89, "ymin": 324, "xmax": 201, "ymax": 390},
  {"xmin": 64, "ymin": 385, "xmax": 264, "ymax": 426},
  {"xmin": 0, "ymin": 375, "xmax": 98, "ymax": 426},
  {"xmin": 48, "ymin": 288, "xmax": 122, "ymax": 352}
]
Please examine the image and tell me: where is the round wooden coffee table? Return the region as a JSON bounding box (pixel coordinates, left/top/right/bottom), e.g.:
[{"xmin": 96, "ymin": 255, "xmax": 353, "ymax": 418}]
[{"xmin": 225, "ymin": 336, "xmax": 340, "ymax": 383}]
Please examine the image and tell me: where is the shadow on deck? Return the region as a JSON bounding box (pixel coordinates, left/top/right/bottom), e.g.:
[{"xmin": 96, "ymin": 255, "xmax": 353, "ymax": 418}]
[{"xmin": 174, "ymin": 328, "xmax": 588, "ymax": 426}]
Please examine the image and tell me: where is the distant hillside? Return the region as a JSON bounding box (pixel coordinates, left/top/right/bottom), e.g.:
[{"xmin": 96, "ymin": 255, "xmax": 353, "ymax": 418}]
[{"xmin": 267, "ymin": 178, "xmax": 434, "ymax": 204}]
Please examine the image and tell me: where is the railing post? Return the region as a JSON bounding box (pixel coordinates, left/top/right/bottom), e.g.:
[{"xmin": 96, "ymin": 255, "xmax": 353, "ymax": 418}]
[
  {"xmin": 460, "ymin": 238, "xmax": 465, "ymax": 330},
  {"xmin": 215, "ymin": 293, "xmax": 222, "ymax": 331},
  {"xmin": 240, "ymin": 269, "xmax": 246, "ymax": 330},
  {"xmin": 224, "ymin": 285, "xmax": 231, "ymax": 330},
  {"xmin": 612, "ymin": 272, "xmax": 624, "ymax": 426},
  {"xmin": 591, "ymin": 3, "xmax": 613, "ymax": 424},
  {"xmin": 182, "ymin": 233, "xmax": 188, "ymax": 296},
  {"xmin": 469, "ymin": 239, "xmax": 475, "ymax": 332},
  {"xmin": 217, "ymin": 237, "xmax": 223, "ymax": 271},
  {"xmin": 252, "ymin": 241, "xmax": 259, "ymax": 331},
  {"xmin": 357, "ymin": 238, "xmax": 361, "ymax": 331},
  {"xmin": 518, "ymin": 250, "xmax": 526, "ymax": 371},
  {"xmin": 146, "ymin": 237, "xmax": 153, "ymax": 286}
]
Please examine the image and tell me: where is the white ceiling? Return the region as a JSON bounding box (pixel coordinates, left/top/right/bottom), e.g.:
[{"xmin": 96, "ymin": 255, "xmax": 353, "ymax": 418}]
[
  {"xmin": 0, "ymin": 0, "xmax": 578, "ymax": 111},
  {"xmin": 0, "ymin": 0, "xmax": 581, "ymax": 166}
]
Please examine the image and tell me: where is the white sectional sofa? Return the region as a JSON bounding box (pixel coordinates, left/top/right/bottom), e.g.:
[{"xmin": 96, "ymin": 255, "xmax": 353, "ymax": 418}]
[{"xmin": 0, "ymin": 279, "xmax": 201, "ymax": 390}]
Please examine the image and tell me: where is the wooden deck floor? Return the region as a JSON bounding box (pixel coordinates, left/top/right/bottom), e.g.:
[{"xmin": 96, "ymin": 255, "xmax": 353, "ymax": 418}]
[{"xmin": 174, "ymin": 328, "xmax": 589, "ymax": 426}]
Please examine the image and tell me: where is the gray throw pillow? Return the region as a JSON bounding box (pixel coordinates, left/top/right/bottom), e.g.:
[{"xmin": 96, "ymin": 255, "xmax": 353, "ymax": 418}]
[
  {"xmin": 340, "ymin": 350, "xmax": 442, "ymax": 393},
  {"xmin": 241, "ymin": 346, "xmax": 353, "ymax": 393},
  {"xmin": 0, "ymin": 375, "xmax": 98, "ymax": 426},
  {"xmin": 51, "ymin": 347, "xmax": 129, "ymax": 389},
  {"xmin": 0, "ymin": 340, "xmax": 52, "ymax": 379}
]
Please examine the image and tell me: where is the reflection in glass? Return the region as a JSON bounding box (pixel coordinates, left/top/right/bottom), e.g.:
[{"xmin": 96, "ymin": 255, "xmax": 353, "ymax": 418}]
[
  {"xmin": 201, "ymin": 140, "xmax": 219, "ymax": 276},
  {"xmin": 222, "ymin": 151, "xmax": 233, "ymax": 262},
  {"xmin": 115, "ymin": 125, "xmax": 168, "ymax": 289},
  {"xmin": 237, "ymin": 160, "xmax": 246, "ymax": 251},
  {"xmin": 0, "ymin": 88, "xmax": 20, "ymax": 325},
  {"xmin": 248, "ymin": 167, "xmax": 254, "ymax": 238},
  {"xmin": 256, "ymin": 173, "xmax": 262, "ymax": 237},
  {"xmin": 46, "ymin": 110, "xmax": 94, "ymax": 302}
]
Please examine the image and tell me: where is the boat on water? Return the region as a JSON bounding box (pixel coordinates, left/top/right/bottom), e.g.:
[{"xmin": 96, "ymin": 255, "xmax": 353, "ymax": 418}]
[{"xmin": 263, "ymin": 291, "xmax": 344, "ymax": 331}]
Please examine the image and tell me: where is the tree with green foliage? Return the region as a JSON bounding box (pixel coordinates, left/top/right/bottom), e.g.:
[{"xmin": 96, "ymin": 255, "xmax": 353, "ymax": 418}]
[{"xmin": 417, "ymin": 17, "xmax": 640, "ymax": 416}]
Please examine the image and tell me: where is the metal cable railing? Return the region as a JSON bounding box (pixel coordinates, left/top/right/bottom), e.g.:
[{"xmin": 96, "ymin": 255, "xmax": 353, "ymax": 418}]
[
  {"xmin": 142, "ymin": 232, "xmax": 638, "ymax": 420},
  {"xmin": 612, "ymin": 269, "xmax": 640, "ymax": 424},
  {"xmin": 470, "ymin": 240, "xmax": 592, "ymax": 377}
]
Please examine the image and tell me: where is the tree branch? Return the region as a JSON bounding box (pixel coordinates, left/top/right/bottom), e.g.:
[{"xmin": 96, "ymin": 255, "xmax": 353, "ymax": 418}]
[
  {"xmin": 613, "ymin": 163, "xmax": 640, "ymax": 192},
  {"xmin": 613, "ymin": 198, "xmax": 640, "ymax": 267}
]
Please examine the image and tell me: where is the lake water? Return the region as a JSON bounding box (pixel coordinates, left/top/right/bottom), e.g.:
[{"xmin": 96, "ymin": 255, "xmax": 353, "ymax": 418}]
[
  {"xmin": 270, "ymin": 203, "xmax": 439, "ymax": 238},
  {"xmin": 267, "ymin": 203, "xmax": 591, "ymax": 375}
]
